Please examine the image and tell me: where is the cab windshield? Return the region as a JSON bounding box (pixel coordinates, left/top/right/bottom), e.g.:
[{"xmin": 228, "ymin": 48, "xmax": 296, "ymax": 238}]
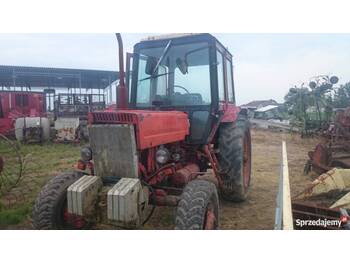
[{"xmin": 134, "ymin": 42, "xmax": 211, "ymax": 107}]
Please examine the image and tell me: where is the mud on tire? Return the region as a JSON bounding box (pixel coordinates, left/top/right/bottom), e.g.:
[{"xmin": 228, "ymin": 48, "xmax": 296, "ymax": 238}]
[
  {"xmin": 175, "ymin": 179, "xmax": 219, "ymax": 230},
  {"xmin": 218, "ymin": 116, "xmax": 252, "ymax": 202},
  {"xmin": 32, "ymin": 171, "xmax": 83, "ymax": 229}
]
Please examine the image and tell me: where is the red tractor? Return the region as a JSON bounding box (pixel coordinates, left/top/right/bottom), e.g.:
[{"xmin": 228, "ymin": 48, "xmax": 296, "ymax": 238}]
[{"xmin": 32, "ymin": 33, "xmax": 252, "ymax": 230}]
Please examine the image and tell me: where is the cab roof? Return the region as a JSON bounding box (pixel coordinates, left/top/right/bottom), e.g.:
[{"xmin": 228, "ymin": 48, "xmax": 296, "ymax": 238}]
[{"xmin": 135, "ymin": 33, "xmax": 233, "ymax": 59}]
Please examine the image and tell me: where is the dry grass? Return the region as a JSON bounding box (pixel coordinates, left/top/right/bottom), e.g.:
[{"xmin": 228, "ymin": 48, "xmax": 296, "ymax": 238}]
[{"xmin": 146, "ymin": 129, "xmax": 321, "ymax": 229}]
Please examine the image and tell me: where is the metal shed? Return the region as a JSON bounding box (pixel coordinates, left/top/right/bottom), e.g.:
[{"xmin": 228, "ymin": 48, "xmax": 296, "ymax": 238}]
[{"xmin": 0, "ymin": 65, "xmax": 118, "ymax": 92}]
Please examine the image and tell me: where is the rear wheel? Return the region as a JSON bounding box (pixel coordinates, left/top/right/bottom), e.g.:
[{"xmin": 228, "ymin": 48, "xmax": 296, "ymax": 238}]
[
  {"xmin": 32, "ymin": 171, "xmax": 84, "ymax": 229},
  {"xmin": 175, "ymin": 179, "xmax": 219, "ymax": 230},
  {"xmin": 218, "ymin": 117, "xmax": 252, "ymax": 202}
]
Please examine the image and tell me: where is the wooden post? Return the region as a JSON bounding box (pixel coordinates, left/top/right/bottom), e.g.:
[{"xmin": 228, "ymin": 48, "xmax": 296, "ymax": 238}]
[
  {"xmin": 281, "ymin": 141, "xmax": 294, "ymax": 230},
  {"xmin": 275, "ymin": 141, "xmax": 294, "ymax": 230}
]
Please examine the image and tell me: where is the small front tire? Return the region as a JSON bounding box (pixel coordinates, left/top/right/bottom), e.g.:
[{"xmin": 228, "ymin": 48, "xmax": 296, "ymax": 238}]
[
  {"xmin": 32, "ymin": 171, "xmax": 84, "ymax": 229},
  {"xmin": 175, "ymin": 179, "xmax": 219, "ymax": 230}
]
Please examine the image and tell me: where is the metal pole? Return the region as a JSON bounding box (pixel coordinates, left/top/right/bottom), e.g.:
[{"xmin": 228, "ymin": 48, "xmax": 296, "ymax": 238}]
[
  {"xmin": 115, "ymin": 33, "xmax": 127, "ymax": 109},
  {"xmin": 12, "ymin": 69, "xmax": 16, "ymax": 90},
  {"xmin": 108, "ymin": 75, "xmax": 111, "ymax": 104},
  {"xmin": 79, "ymin": 73, "xmax": 82, "ymax": 95}
]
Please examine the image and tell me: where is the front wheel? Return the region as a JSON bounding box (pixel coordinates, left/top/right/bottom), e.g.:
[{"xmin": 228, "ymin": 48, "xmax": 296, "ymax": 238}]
[
  {"xmin": 175, "ymin": 180, "xmax": 219, "ymax": 230},
  {"xmin": 32, "ymin": 171, "xmax": 84, "ymax": 229}
]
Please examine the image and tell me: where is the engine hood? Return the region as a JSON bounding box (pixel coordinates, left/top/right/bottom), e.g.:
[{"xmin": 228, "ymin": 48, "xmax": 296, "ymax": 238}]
[{"xmin": 88, "ymin": 110, "xmax": 190, "ymax": 150}]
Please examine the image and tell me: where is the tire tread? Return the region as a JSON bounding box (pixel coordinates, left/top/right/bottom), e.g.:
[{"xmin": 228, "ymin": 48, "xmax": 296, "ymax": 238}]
[{"xmin": 175, "ymin": 180, "xmax": 219, "ymax": 230}]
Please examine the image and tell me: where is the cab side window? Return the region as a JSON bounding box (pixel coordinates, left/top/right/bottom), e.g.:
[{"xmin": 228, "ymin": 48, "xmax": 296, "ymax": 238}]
[
  {"xmin": 225, "ymin": 58, "xmax": 235, "ymax": 103},
  {"xmin": 216, "ymin": 51, "xmax": 225, "ymax": 101}
]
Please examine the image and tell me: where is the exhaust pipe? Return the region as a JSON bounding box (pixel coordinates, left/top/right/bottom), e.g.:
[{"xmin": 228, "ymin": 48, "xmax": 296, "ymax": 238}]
[{"xmin": 115, "ymin": 33, "xmax": 128, "ymax": 109}]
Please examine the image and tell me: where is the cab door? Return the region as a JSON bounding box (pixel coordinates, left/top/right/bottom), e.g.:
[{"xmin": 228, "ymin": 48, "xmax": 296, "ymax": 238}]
[
  {"xmin": 225, "ymin": 56, "xmax": 235, "ymax": 105},
  {"xmin": 220, "ymin": 52, "xmax": 240, "ymax": 123}
]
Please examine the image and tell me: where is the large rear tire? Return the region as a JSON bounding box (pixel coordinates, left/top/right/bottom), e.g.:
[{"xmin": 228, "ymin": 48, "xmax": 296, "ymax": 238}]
[
  {"xmin": 218, "ymin": 117, "xmax": 252, "ymax": 202},
  {"xmin": 32, "ymin": 171, "xmax": 83, "ymax": 229},
  {"xmin": 175, "ymin": 180, "xmax": 219, "ymax": 230}
]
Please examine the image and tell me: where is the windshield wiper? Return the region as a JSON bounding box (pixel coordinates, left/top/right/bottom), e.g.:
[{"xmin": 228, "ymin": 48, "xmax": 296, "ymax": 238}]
[
  {"xmin": 151, "ymin": 40, "xmax": 172, "ymax": 76},
  {"xmin": 138, "ymin": 40, "xmax": 173, "ymax": 83},
  {"xmin": 138, "ymin": 71, "xmax": 173, "ymax": 82}
]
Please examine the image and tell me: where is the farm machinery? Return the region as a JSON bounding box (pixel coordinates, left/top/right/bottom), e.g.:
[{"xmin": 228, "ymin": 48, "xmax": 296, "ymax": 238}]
[
  {"xmin": 0, "ymin": 89, "xmax": 106, "ymax": 143},
  {"xmin": 53, "ymin": 93, "xmax": 106, "ymax": 142},
  {"xmin": 0, "ymin": 90, "xmax": 49, "ymax": 143},
  {"xmin": 305, "ymin": 106, "xmax": 350, "ymax": 175},
  {"xmin": 32, "ymin": 33, "xmax": 252, "ymax": 230},
  {"xmin": 294, "ymin": 106, "xmax": 350, "ymax": 229},
  {"xmin": 0, "ymin": 65, "xmax": 114, "ymax": 143},
  {"xmin": 275, "ymin": 141, "xmax": 350, "ymax": 230}
]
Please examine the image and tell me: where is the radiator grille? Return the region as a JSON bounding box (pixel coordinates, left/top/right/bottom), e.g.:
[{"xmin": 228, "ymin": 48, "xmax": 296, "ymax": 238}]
[{"xmin": 91, "ymin": 112, "xmax": 137, "ymax": 124}]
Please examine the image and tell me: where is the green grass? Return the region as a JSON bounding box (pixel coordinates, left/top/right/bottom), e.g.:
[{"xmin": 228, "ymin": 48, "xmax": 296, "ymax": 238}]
[
  {"xmin": 20, "ymin": 143, "xmax": 81, "ymax": 175},
  {"xmin": 0, "ymin": 142, "xmax": 81, "ymax": 228},
  {"xmin": 0, "ymin": 203, "xmax": 32, "ymax": 228}
]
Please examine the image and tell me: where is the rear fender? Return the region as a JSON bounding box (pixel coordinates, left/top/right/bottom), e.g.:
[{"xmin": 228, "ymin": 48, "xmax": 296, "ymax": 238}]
[{"xmin": 219, "ymin": 103, "xmax": 240, "ymax": 123}]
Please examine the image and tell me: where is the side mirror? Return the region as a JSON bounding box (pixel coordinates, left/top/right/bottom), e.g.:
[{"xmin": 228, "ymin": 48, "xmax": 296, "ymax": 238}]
[
  {"xmin": 176, "ymin": 58, "xmax": 188, "ymax": 75},
  {"xmin": 145, "ymin": 57, "xmax": 158, "ymax": 75}
]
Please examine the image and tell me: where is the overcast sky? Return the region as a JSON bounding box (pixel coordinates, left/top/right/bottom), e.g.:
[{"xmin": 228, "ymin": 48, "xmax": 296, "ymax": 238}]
[{"xmin": 0, "ymin": 33, "xmax": 349, "ymax": 105}]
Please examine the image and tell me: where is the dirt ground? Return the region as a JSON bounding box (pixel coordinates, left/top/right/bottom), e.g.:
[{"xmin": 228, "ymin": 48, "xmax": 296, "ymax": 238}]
[
  {"xmin": 145, "ymin": 129, "xmax": 320, "ymax": 229},
  {"xmin": 0, "ymin": 129, "xmax": 320, "ymax": 230}
]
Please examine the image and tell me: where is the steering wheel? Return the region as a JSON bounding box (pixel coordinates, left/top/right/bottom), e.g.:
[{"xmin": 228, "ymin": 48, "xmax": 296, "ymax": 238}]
[{"xmin": 174, "ymin": 85, "xmax": 190, "ymax": 94}]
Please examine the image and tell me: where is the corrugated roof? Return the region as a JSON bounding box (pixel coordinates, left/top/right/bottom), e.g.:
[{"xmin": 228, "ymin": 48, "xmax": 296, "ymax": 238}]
[{"xmin": 0, "ymin": 65, "xmax": 118, "ymax": 90}]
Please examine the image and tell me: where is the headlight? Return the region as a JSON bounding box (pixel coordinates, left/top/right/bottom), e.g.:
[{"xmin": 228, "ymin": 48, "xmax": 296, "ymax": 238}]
[
  {"xmin": 156, "ymin": 146, "xmax": 170, "ymax": 164},
  {"xmin": 80, "ymin": 146, "xmax": 92, "ymax": 161}
]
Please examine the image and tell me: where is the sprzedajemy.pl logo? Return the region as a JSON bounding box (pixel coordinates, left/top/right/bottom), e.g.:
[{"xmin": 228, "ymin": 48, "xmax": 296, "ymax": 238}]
[{"xmin": 296, "ymin": 215, "xmax": 349, "ymax": 228}]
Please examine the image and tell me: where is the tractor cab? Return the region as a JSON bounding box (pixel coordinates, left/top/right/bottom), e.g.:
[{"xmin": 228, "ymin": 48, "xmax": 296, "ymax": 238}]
[{"xmin": 127, "ymin": 33, "xmax": 238, "ymax": 144}]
